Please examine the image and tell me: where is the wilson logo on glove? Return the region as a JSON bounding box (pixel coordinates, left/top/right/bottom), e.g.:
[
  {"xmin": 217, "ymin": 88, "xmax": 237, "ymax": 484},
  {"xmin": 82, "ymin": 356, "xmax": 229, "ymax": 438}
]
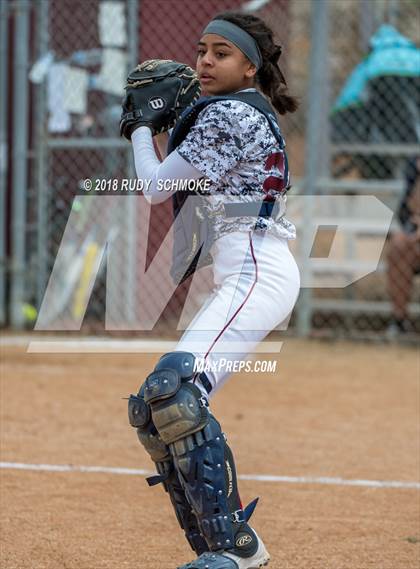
[
  {"xmin": 148, "ymin": 97, "xmax": 166, "ymax": 111},
  {"xmin": 120, "ymin": 59, "xmax": 201, "ymax": 140}
]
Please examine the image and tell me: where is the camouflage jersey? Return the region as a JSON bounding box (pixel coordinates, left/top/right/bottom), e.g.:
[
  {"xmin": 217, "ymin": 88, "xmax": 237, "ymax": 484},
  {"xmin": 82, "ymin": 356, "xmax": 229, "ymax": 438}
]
[{"xmin": 176, "ymin": 88, "xmax": 296, "ymax": 242}]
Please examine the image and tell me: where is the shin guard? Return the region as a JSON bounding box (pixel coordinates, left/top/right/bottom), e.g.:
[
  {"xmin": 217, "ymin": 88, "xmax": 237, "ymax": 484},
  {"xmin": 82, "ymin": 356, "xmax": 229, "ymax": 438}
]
[
  {"xmin": 128, "ymin": 391, "xmax": 208, "ymax": 555},
  {"xmin": 169, "ymin": 415, "xmax": 259, "ymax": 556}
]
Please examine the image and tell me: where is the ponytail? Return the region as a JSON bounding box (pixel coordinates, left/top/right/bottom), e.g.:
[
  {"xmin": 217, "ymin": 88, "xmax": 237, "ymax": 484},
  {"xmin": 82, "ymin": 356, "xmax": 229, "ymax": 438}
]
[{"xmin": 214, "ymin": 11, "xmax": 299, "ymax": 115}]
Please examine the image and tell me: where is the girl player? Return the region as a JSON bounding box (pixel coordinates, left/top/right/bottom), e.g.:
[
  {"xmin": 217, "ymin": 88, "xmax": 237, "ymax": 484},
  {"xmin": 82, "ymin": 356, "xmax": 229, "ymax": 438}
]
[{"xmin": 127, "ymin": 11, "xmax": 300, "ymax": 569}]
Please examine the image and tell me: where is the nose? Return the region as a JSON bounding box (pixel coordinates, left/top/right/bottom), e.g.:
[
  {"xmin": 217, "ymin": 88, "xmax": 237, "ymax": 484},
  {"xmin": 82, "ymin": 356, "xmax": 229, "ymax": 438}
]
[{"xmin": 200, "ymin": 52, "xmax": 214, "ymax": 67}]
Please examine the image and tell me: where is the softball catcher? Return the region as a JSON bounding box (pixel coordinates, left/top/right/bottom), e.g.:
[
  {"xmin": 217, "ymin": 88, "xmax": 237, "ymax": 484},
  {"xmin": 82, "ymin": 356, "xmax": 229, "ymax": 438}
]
[{"xmin": 122, "ymin": 11, "xmax": 300, "ymax": 569}]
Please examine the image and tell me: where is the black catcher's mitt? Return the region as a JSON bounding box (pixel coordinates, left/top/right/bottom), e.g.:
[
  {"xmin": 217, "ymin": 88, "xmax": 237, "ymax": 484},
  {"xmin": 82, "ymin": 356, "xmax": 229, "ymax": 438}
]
[{"xmin": 120, "ymin": 59, "xmax": 201, "ymax": 140}]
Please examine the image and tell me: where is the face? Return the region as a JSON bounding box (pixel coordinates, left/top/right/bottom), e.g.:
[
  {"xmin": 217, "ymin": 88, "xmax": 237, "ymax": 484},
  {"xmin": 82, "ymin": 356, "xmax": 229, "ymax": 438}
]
[{"xmin": 197, "ymin": 33, "xmax": 257, "ymax": 95}]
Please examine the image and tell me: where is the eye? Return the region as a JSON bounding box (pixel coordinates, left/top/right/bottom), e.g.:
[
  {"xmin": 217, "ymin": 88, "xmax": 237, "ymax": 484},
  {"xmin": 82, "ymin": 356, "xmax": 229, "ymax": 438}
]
[
  {"xmin": 197, "ymin": 49, "xmax": 206, "ymax": 56},
  {"xmin": 216, "ymin": 52, "xmax": 227, "ymax": 58}
]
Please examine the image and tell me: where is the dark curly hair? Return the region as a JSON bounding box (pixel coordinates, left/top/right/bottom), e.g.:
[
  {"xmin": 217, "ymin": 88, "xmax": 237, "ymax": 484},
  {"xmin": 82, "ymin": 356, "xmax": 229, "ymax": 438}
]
[{"xmin": 213, "ymin": 11, "xmax": 298, "ymax": 115}]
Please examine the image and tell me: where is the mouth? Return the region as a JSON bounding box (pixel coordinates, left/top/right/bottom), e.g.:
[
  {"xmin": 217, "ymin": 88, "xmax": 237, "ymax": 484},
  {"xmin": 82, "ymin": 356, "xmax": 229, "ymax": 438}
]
[{"xmin": 200, "ymin": 74, "xmax": 215, "ymax": 83}]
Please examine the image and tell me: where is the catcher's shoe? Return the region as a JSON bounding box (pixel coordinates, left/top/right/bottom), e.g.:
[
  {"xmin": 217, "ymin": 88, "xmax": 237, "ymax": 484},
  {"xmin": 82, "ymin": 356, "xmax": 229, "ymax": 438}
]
[
  {"xmin": 223, "ymin": 532, "xmax": 270, "ymax": 568},
  {"xmin": 177, "ymin": 533, "xmax": 270, "ymax": 568}
]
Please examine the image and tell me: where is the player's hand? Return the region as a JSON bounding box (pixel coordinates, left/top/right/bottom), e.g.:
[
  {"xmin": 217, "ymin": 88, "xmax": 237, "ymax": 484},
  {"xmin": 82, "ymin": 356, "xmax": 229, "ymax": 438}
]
[{"xmin": 120, "ymin": 59, "xmax": 201, "ymax": 141}]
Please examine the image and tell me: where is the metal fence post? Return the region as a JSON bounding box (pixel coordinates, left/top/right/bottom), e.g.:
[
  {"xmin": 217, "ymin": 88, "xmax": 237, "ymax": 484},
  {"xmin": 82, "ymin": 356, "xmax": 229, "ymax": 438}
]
[
  {"xmin": 35, "ymin": 0, "xmax": 50, "ymax": 311},
  {"xmin": 125, "ymin": 0, "xmax": 139, "ymax": 327},
  {"xmin": 360, "ymin": 0, "xmax": 376, "ymax": 52},
  {"xmin": 10, "ymin": 0, "xmax": 30, "ymax": 328},
  {"xmin": 0, "ymin": 1, "xmax": 9, "ymax": 326},
  {"xmin": 296, "ymin": 0, "xmax": 330, "ymax": 337}
]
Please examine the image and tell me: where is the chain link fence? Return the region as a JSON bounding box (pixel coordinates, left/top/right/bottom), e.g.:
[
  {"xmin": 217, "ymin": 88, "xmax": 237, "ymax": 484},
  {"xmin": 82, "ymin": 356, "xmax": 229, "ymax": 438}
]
[
  {"xmin": 2, "ymin": 0, "xmax": 419, "ymax": 340},
  {"xmin": 306, "ymin": 0, "xmax": 420, "ymax": 339}
]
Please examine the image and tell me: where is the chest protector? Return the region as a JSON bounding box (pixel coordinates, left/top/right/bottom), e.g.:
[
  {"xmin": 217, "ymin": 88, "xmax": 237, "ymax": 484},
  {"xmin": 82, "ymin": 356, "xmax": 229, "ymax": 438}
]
[{"xmin": 167, "ymin": 90, "xmax": 289, "ymax": 285}]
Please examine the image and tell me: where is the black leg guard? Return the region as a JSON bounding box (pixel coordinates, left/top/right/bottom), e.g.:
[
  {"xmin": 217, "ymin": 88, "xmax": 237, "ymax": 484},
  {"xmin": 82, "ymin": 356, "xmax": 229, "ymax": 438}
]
[
  {"xmin": 162, "ymin": 464, "xmax": 209, "ymax": 555},
  {"xmin": 128, "ymin": 390, "xmax": 208, "ymax": 556},
  {"xmin": 142, "ymin": 352, "xmax": 260, "ymax": 557},
  {"xmin": 170, "ymin": 416, "xmax": 259, "ymax": 556}
]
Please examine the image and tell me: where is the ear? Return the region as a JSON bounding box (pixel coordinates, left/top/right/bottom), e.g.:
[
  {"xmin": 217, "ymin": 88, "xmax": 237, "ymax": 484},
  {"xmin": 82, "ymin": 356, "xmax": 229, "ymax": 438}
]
[{"xmin": 245, "ymin": 63, "xmax": 257, "ymax": 79}]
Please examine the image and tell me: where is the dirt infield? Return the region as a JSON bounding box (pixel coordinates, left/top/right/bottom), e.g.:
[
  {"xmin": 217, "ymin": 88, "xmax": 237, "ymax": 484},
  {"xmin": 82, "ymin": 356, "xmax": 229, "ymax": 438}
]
[{"xmin": 1, "ymin": 338, "xmax": 419, "ymax": 569}]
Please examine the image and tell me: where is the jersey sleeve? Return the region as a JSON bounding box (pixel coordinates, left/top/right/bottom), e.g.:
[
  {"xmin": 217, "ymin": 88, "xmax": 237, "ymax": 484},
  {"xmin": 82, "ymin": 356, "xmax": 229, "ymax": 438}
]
[
  {"xmin": 131, "ymin": 127, "xmax": 204, "ymax": 204},
  {"xmin": 176, "ymin": 101, "xmax": 243, "ymax": 184}
]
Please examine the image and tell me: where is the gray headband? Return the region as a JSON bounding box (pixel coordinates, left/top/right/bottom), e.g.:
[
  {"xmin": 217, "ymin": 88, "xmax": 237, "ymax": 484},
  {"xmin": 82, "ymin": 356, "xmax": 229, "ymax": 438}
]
[{"xmin": 202, "ymin": 20, "xmax": 262, "ymax": 70}]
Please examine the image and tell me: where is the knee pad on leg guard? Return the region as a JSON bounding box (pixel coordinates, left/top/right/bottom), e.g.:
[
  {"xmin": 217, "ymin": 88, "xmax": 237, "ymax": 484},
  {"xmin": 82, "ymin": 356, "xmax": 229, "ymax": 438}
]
[
  {"xmin": 128, "ymin": 391, "xmax": 170, "ymax": 463},
  {"xmin": 143, "ymin": 353, "xmax": 210, "ymax": 445},
  {"xmin": 128, "ymin": 350, "xmax": 208, "ymax": 476}
]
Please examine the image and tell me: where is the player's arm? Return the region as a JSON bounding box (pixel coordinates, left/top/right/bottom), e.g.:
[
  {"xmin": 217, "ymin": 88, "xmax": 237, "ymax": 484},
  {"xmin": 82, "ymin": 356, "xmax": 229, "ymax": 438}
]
[
  {"xmin": 120, "ymin": 59, "xmax": 204, "ymax": 204},
  {"xmin": 131, "ymin": 127, "xmax": 204, "ymax": 204}
]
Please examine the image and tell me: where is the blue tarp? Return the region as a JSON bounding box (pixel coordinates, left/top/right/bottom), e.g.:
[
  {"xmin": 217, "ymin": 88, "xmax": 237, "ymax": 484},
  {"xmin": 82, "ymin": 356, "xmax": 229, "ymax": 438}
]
[{"xmin": 333, "ymin": 25, "xmax": 420, "ymax": 112}]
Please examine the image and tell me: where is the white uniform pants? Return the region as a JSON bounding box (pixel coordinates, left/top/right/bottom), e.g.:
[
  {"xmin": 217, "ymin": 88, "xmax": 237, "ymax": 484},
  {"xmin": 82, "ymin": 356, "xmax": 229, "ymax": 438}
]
[{"xmin": 175, "ymin": 230, "xmax": 300, "ymax": 397}]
